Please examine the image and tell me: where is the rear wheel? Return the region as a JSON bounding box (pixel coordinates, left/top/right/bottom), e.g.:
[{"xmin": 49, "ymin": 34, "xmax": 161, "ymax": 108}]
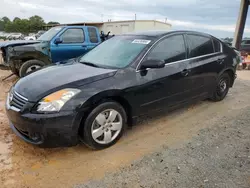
[
  {"xmin": 19, "ymin": 60, "xmax": 45, "ymax": 77},
  {"xmin": 211, "ymin": 73, "xmax": 230, "ymax": 102},
  {"xmin": 81, "ymin": 101, "xmax": 127, "ymax": 150}
]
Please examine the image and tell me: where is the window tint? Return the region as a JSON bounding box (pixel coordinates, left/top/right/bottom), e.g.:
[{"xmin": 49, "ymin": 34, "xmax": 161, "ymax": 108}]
[
  {"xmin": 146, "ymin": 35, "xmax": 186, "ymax": 64},
  {"xmin": 186, "ymin": 35, "xmax": 213, "ymax": 58},
  {"xmin": 61, "ymin": 28, "xmax": 84, "ymax": 43},
  {"xmin": 213, "ymin": 39, "xmax": 221, "ymax": 52},
  {"xmin": 88, "ymin": 27, "xmax": 99, "ymax": 43},
  {"xmin": 242, "ymin": 40, "xmax": 250, "ymax": 45}
]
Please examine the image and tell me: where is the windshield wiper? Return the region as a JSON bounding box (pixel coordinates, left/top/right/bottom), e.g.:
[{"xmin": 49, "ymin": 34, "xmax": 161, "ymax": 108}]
[{"xmin": 80, "ymin": 61, "xmax": 100, "ymax": 68}]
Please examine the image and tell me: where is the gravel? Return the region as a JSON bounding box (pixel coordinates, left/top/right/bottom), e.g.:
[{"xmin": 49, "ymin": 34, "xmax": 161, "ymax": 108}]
[{"xmin": 77, "ymin": 106, "xmax": 250, "ymax": 188}]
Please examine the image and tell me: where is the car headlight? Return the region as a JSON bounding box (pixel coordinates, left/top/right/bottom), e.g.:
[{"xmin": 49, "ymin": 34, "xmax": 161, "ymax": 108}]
[{"xmin": 36, "ymin": 88, "xmax": 80, "ymax": 112}]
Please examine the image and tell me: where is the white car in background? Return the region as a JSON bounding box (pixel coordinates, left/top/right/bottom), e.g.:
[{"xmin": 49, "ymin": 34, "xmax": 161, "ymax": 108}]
[
  {"xmin": 24, "ymin": 35, "xmax": 36, "ymax": 40},
  {"xmin": 7, "ymin": 33, "xmax": 24, "ymax": 40}
]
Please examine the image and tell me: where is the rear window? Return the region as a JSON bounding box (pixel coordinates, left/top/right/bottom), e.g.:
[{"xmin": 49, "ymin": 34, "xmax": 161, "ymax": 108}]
[
  {"xmin": 186, "ymin": 34, "xmax": 214, "ymax": 58},
  {"xmin": 88, "ymin": 27, "xmax": 99, "ymax": 43}
]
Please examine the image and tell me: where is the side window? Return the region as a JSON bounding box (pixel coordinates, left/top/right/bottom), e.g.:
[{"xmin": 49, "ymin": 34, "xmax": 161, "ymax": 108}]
[
  {"xmin": 213, "ymin": 39, "xmax": 221, "ymax": 52},
  {"xmin": 186, "ymin": 35, "xmax": 213, "ymax": 58},
  {"xmin": 146, "ymin": 35, "xmax": 186, "ymax": 64},
  {"xmin": 61, "ymin": 28, "xmax": 84, "ymax": 43},
  {"xmin": 88, "ymin": 27, "xmax": 99, "ymax": 43}
]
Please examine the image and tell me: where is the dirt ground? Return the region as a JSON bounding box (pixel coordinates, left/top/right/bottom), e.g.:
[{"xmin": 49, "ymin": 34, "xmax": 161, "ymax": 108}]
[{"xmin": 0, "ymin": 70, "xmax": 250, "ymax": 188}]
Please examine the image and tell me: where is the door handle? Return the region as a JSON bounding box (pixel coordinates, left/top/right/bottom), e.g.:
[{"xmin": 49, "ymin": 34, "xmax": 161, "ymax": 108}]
[
  {"xmin": 217, "ymin": 58, "xmax": 224, "ymax": 64},
  {"xmin": 181, "ymin": 69, "xmax": 189, "ymax": 77}
]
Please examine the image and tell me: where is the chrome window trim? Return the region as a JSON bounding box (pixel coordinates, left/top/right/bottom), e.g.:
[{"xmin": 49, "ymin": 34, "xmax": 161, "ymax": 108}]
[
  {"xmin": 14, "ymin": 91, "xmax": 28, "ymax": 101},
  {"xmin": 136, "ymin": 52, "xmax": 221, "ymax": 73},
  {"xmin": 135, "ymin": 34, "xmax": 222, "ymax": 72}
]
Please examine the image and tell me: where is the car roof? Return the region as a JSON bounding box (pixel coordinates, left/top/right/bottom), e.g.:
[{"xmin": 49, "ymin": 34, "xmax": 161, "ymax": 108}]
[{"xmin": 125, "ymin": 30, "xmax": 213, "ymax": 39}]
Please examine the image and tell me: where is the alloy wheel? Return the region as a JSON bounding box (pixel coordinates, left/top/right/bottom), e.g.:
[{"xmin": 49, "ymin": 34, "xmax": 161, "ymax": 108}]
[
  {"xmin": 91, "ymin": 109, "xmax": 123, "ymax": 144},
  {"xmin": 217, "ymin": 77, "xmax": 228, "ymax": 96}
]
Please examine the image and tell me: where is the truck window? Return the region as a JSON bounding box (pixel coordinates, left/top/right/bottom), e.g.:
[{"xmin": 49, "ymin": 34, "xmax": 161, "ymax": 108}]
[
  {"xmin": 61, "ymin": 28, "xmax": 85, "ymax": 43},
  {"xmin": 88, "ymin": 28, "xmax": 99, "ymax": 43}
]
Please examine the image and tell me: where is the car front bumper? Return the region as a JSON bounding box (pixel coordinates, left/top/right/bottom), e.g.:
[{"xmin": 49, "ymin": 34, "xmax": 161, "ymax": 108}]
[{"xmin": 6, "ymin": 106, "xmax": 82, "ymax": 148}]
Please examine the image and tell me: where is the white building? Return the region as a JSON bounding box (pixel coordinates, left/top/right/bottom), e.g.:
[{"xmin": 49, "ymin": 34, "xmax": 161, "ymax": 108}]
[
  {"xmin": 53, "ymin": 20, "xmax": 172, "ymax": 35},
  {"xmin": 99, "ymin": 20, "xmax": 172, "ymax": 35}
]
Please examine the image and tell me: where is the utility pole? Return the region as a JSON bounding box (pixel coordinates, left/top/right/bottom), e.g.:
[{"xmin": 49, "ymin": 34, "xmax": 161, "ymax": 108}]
[
  {"xmin": 233, "ymin": 0, "xmax": 249, "ymax": 49},
  {"xmin": 135, "ymin": 14, "xmax": 137, "ymax": 20}
]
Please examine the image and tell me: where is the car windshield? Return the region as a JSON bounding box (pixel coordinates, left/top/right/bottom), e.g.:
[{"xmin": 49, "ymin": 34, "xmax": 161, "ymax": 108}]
[
  {"xmin": 80, "ymin": 36, "xmax": 151, "ymax": 68},
  {"xmin": 38, "ymin": 27, "xmax": 63, "ymax": 41}
]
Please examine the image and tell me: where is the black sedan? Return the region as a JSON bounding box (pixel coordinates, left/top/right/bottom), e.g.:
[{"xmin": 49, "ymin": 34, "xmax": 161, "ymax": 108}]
[{"xmin": 6, "ymin": 30, "xmax": 239, "ymax": 149}]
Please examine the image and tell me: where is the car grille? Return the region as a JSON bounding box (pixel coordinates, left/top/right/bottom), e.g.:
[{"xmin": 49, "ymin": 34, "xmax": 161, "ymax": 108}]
[{"xmin": 9, "ymin": 90, "xmax": 28, "ymax": 111}]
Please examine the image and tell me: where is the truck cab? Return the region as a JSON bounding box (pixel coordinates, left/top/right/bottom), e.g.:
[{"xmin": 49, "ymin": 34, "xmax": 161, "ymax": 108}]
[
  {"xmin": 0, "ymin": 26, "xmax": 102, "ymax": 77},
  {"xmin": 43, "ymin": 26, "xmax": 101, "ymax": 63}
]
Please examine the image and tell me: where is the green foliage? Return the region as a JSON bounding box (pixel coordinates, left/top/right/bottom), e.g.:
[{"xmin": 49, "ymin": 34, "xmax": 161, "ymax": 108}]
[
  {"xmin": 47, "ymin": 21, "xmax": 60, "ymax": 25},
  {"xmin": 0, "ymin": 16, "xmax": 60, "ymax": 34}
]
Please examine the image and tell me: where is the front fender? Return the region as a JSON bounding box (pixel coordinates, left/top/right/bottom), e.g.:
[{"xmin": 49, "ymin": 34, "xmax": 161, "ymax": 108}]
[
  {"xmin": 64, "ymin": 89, "xmax": 125, "ymax": 112},
  {"xmin": 9, "ymin": 51, "xmax": 51, "ymax": 65}
]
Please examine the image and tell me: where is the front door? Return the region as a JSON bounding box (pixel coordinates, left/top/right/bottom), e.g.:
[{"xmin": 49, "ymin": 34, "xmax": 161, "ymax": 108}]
[
  {"xmin": 50, "ymin": 28, "xmax": 88, "ymax": 63},
  {"xmin": 134, "ymin": 34, "xmax": 194, "ymax": 115}
]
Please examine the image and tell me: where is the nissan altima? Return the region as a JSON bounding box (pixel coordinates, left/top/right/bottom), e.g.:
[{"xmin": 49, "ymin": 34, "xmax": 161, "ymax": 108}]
[{"xmin": 6, "ymin": 30, "xmax": 239, "ymax": 149}]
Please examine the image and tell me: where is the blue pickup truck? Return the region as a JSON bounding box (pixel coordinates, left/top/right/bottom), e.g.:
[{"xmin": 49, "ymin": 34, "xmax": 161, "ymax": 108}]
[{"xmin": 0, "ymin": 26, "xmax": 109, "ymax": 77}]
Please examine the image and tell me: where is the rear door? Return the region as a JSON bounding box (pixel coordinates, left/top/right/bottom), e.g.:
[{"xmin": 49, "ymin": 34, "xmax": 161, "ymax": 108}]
[
  {"xmin": 185, "ymin": 34, "xmax": 226, "ymax": 98},
  {"xmin": 50, "ymin": 28, "xmax": 87, "ymax": 63}
]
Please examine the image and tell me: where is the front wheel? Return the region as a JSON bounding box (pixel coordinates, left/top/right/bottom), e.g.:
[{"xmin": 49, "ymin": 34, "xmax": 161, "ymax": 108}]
[
  {"xmin": 81, "ymin": 101, "xmax": 127, "ymax": 150},
  {"xmin": 211, "ymin": 73, "xmax": 230, "ymax": 102},
  {"xmin": 19, "ymin": 60, "xmax": 45, "ymax": 77}
]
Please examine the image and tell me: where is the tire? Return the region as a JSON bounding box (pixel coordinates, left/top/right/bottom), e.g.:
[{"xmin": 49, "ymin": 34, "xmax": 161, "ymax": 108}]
[
  {"xmin": 19, "ymin": 60, "xmax": 45, "ymax": 77},
  {"xmin": 81, "ymin": 101, "xmax": 127, "ymax": 150},
  {"xmin": 211, "ymin": 73, "xmax": 230, "ymax": 102}
]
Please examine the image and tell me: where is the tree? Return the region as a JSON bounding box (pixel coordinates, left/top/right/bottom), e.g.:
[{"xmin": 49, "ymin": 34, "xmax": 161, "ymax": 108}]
[
  {"xmin": 0, "ymin": 20, "xmax": 4, "ymax": 31},
  {"xmin": 2, "ymin": 16, "xmax": 10, "ymax": 23},
  {"xmin": 1, "ymin": 16, "xmax": 11, "ymax": 31},
  {"xmin": 1, "ymin": 15, "xmax": 59, "ymax": 34},
  {"xmin": 47, "ymin": 21, "xmax": 60, "ymax": 25},
  {"xmin": 13, "ymin": 17, "xmax": 21, "ymax": 22},
  {"xmin": 29, "ymin": 15, "xmax": 45, "ymax": 32}
]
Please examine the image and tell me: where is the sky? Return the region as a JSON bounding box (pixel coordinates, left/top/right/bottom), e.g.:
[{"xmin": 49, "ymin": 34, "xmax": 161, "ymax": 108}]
[{"xmin": 1, "ymin": 0, "xmax": 250, "ymax": 38}]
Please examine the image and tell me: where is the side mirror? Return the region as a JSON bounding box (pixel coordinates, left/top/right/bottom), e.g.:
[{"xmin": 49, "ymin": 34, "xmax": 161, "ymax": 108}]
[
  {"xmin": 141, "ymin": 59, "xmax": 165, "ymax": 70},
  {"xmin": 54, "ymin": 37, "xmax": 62, "ymax": 44}
]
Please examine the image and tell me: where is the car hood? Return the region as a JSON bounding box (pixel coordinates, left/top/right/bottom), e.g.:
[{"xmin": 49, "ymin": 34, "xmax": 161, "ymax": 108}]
[
  {"xmin": 14, "ymin": 62, "xmax": 117, "ymax": 102},
  {"xmin": 12, "ymin": 41, "xmax": 49, "ymax": 54},
  {"xmin": 0, "ymin": 40, "xmax": 40, "ymax": 48}
]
